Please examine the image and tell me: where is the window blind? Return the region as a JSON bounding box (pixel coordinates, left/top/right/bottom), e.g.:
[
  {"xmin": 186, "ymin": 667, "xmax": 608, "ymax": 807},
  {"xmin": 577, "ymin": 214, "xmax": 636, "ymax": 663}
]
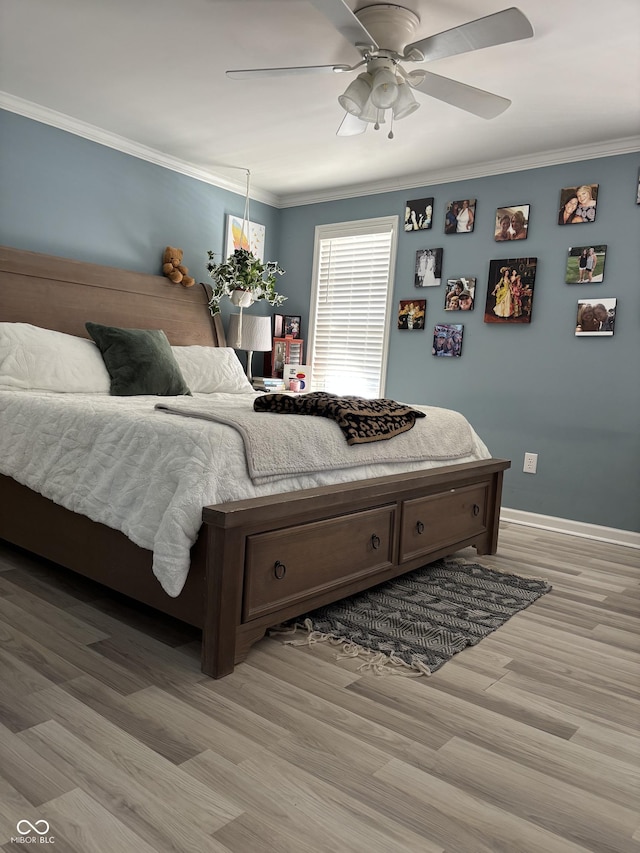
[{"xmin": 309, "ymin": 217, "xmax": 397, "ymax": 398}]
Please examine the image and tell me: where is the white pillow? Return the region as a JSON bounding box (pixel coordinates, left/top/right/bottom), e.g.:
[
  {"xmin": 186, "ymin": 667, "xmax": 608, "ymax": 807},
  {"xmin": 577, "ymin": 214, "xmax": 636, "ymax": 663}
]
[
  {"xmin": 0, "ymin": 322, "xmax": 111, "ymax": 393},
  {"xmin": 171, "ymin": 346, "xmax": 254, "ymax": 393}
]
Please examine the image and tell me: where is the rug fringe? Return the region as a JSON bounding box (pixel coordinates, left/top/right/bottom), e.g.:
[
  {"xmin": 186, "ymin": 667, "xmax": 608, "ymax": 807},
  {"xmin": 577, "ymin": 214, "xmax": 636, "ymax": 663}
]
[
  {"xmin": 271, "ymin": 620, "xmax": 432, "ymax": 677},
  {"xmin": 444, "ymin": 556, "xmax": 551, "ymax": 584}
]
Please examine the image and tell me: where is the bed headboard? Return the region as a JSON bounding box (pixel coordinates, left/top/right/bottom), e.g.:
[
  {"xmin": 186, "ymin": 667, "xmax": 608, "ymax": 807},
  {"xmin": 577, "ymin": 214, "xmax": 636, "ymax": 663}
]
[{"xmin": 0, "ymin": 246, "xmax": 226, "ymax": 346}]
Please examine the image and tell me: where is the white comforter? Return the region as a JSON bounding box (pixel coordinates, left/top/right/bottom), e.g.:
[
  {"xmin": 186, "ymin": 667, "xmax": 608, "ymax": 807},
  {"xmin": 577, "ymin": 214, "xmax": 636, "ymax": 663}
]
[{"xmin": 0, "ymin": 390, "xmax": 491, "ymax": 597}]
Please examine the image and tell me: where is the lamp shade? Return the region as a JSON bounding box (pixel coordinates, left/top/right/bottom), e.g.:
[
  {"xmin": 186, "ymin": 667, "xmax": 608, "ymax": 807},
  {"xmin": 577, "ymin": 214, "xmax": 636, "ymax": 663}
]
[
  {"xmin": 359, "ymin": 95, "xmax": 386, "ymax": 125},
  {"xmin": 370, "ymin": 68, "xmax": 398, "ymax": 109},
  {"xmin": 392, "ymin": 81, "xmax": 419, "ymax": 120},
  {"xmin": 338, "ymin": 72, "xmax": 372, "ymax": 117},
  {"xmin": 227, "ymin": 313, "xmax": 272, "ymax": 352}
]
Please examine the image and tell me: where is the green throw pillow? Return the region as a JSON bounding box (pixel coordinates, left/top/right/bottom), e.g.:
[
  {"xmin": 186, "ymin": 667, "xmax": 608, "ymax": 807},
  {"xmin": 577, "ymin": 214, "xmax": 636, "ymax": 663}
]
[{"xmin": 86, "ymin": 322, "xmax": 191, "ymax": 396}]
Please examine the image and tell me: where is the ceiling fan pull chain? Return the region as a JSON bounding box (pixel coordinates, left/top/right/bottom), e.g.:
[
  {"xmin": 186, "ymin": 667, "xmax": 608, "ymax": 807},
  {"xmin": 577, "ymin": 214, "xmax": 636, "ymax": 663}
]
[
  {"xmin": 241, "ymin": 169, "xmax": 251, "ymax": 249},
  {"xmin": 388, "ymin": 111, "xmax": 395, "ymax": 139}
]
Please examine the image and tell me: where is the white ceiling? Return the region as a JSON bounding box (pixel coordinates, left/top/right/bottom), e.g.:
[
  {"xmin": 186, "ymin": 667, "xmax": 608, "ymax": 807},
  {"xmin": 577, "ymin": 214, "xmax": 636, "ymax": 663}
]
[{"xmin": 1, "ymin": 0, "xmax": 639, "ymax": 207}]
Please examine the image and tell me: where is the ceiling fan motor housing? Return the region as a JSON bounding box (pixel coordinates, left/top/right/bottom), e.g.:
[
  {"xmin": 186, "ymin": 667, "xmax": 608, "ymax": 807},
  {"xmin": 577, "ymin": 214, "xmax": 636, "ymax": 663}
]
[{"xmin": 355, "ymin": 4, "xmax": 420, "ymax": 55}]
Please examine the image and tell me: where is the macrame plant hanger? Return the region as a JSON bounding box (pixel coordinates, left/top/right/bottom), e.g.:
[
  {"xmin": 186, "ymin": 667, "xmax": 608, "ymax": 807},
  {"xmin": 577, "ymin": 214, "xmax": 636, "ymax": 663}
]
[{"xmin": 232, "ymin": 168, "xmax": 252, "ymax": 348}]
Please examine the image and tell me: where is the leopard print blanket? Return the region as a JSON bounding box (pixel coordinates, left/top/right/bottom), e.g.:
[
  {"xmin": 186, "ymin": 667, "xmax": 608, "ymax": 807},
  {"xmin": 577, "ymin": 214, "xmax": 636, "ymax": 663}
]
[{"xmin": 253, "ymin": 391, "xmax": 426, "ymax": 445}]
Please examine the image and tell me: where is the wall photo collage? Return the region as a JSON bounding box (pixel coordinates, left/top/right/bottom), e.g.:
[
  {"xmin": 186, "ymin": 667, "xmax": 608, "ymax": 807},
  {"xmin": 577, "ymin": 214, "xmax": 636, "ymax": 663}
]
[{"xmin": 400, "ymin": 178, "xmax": 621, "ymax": 353}]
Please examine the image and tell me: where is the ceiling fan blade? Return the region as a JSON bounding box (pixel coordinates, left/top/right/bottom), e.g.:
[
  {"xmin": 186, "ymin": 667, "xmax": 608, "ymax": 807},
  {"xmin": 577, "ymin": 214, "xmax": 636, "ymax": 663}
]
[
  {"xmin": 409, "ymin": 70, "xmax": 511, "ymax": 119},
  {"xmin": 336, "ymin": 112, "xmax": 367, "ymax": 137},
  {"xmin": 307, "ymin": 0, "xmax": 378, "ymax": 49},
  {"xmin": 403, "ymin": 7, "xmax": 533, "ymax": 62},
  {"xmin": 227, "ymin": 64, "xmax": 351, "ymax": 79}
]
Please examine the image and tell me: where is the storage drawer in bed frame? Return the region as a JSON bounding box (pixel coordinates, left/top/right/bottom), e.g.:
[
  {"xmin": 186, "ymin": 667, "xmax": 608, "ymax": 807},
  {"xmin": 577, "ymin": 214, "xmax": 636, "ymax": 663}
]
[{"xmin": 202, "ymin": 457, "xmax": 509, "ymax": 677}]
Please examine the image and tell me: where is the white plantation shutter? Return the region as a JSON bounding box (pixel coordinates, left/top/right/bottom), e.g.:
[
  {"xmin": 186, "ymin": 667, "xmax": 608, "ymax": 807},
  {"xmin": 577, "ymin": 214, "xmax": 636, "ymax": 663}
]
[{"xmin": 308, "ymin": 217, "xmax": 398, "ymax": 398}]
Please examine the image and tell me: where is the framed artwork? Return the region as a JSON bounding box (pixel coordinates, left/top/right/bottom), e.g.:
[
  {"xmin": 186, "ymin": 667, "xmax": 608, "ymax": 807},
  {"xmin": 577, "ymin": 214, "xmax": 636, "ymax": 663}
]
[
  {"xmin": 398, "ymin": 299, "xmax": 426, "ymax": 330},
  {"xmin": 444, "ymin": 278, "xmax": 475, "ymax": 311},
  {"xmin": 565, "ymin": 245, "xmax": 607, "ymax": 284},
  {"xmin": 404, "ymin": 197, "xmax": 434, "ymax": 231},
  {"xmin": 432, "ymin": 324, "xmax": 463, "ymax": 357},
  {"xmin": 484, "ymin": 258, "xmax": 537, "ymax": 324},
  {"xmin": 444, "ymin": 198, "xmax": 476, "ymax": 234},
  {"xmin": 494, "ymin": 204, "xmax": 530, "ymax": 241},
  {"xmin": 415, "ymin": 247, "xmax": 442, "ymax": 287},
  {"xmin": 557, "ymin": 184, "xmax": 598, "ymax": 225},
  {"xmin": 225, "ymin": 215, "xmax": 266, "ymax": 261},
  {"xmin": 575, "ymin": 298, "xmax": 616, "ymax": 336}
]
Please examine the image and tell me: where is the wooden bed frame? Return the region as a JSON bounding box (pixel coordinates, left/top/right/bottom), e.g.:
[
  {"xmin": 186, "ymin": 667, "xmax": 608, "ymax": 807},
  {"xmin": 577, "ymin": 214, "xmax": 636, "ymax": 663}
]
[{"xmin": 0, "ymin": 246, "xmax": 510, "ymax": 678}]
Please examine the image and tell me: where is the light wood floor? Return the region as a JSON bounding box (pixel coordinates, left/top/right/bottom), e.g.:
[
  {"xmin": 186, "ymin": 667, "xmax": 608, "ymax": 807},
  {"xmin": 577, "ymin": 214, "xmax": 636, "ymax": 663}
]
[{"xmin": 0, "ymin": 523, "xmax": 638, "ymax": 853}]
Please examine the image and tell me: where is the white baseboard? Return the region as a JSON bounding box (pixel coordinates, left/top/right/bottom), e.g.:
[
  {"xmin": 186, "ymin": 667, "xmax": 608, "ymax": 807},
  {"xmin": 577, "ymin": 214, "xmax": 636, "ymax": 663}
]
[{"xmin": 500, "ymin": 507, "xmax": 640, "ymax": 550}]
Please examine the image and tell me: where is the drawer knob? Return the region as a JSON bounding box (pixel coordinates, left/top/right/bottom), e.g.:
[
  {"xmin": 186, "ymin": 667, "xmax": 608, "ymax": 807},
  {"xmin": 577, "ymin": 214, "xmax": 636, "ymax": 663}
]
[
  {"xmin": 416, "ymin": 520, "xmax": 425, "ymax": 535},
  {"xmin": 371, "ymin": 534, "xmax": 381, "ymax": 550},
  {"xmin": 273, "ymin": 560, "xmax": 287, "ymax": 580},
  {"xmin": 473, "ymin": 503, "xmax": 480, "ymax": 517}
]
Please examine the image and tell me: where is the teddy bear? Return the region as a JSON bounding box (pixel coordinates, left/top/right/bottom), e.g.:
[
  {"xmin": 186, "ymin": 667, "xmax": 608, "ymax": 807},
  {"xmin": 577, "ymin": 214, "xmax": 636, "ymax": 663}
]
[{"xmin": 162, "ymin": 246, "xmax": 195, "ymax": 287}]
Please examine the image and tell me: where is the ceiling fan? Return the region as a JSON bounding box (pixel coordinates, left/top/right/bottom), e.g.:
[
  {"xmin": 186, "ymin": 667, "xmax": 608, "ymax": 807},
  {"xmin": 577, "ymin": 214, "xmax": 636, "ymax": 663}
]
[{"xmin": 226, "ymin": 2, "xmax": 534, "ymax": 138}]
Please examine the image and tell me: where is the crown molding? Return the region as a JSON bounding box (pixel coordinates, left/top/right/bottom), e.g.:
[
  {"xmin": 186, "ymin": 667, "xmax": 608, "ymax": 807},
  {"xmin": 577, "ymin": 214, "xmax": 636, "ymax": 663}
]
[
  {"xmin": 278, "ymin": 136, "xmax": 640, "ymax": 207},
  {"xmin": 0, "ymin": 92, "xmax": 279, "ymax": 207},
  {"xmin": 3, "ymin": 92, "xmax": 638, "ymax": 210}
]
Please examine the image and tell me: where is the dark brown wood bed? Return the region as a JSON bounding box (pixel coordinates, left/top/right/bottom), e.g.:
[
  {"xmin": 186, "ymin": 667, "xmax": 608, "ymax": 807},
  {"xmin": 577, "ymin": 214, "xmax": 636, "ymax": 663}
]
[{"xmin": 0, "ymin": 245, "xmax": 510, "ymax": 678}]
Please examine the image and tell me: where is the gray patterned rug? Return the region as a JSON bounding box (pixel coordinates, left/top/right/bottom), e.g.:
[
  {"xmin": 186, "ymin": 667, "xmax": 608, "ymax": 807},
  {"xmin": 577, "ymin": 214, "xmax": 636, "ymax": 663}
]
[{"xmin": 274, "ymin": 559, "xmax": 551, "ymax": 676}]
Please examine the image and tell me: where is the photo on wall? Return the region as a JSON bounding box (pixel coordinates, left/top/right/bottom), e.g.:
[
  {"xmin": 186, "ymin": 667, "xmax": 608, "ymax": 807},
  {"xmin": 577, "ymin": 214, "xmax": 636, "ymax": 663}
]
[
  {"xmin": 494, "ymin": 204, "xmax": 530, "ymax": 241},
  {"xmin": 398, "ymin": 299, "xmax": 426, "ymax": 330},
  {"xmin": 484, "ymin": 258, "xmax": 537, "ymax": 324},
  {"xmin": 565, "ymin": 245, "xmax": 607, "ymax": 284},
  {"xmin": 432, "ymin": 324, "xmax": 464, "ymax": 357},
  {"xmin": 575, "ymin": 298, "xmax": 616, "ymax": 336},
  {"xmin": 415, "ymin": 248, "xmax": 443, "ymax": 287},
  {"xmin": 557, "ymin": 184, "xmax": 598, "ymax": 224},
  {"xmin": 444, "ymin": 278, "xmax": 475, "ymax": 311},
  {"xmin": 404, "ymin": 197, "xmax": 434, "ymax": 231},
  {"xmin": 444, "ymin": 199, "xmax": 476, "ymax": 234}
]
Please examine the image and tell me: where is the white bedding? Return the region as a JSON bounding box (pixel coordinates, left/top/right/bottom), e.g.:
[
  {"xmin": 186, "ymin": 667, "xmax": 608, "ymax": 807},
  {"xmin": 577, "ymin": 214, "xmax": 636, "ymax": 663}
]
[{"xmin": 0, "ymin": 389, "xmax": 491, "ymax": 598}]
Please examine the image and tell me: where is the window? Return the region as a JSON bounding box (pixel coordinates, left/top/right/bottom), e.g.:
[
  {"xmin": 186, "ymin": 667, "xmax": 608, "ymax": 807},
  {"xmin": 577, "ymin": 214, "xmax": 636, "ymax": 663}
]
[{"xmin": 308, "ymin": 216, "xmax": 398, "ymax": 398}]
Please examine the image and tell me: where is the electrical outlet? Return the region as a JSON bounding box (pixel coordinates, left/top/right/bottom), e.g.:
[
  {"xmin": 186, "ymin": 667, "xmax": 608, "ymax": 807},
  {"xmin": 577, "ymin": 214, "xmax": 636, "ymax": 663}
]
[{"xmin": 523, "ymin": 452, "xmax": 538, "ymax": 474}]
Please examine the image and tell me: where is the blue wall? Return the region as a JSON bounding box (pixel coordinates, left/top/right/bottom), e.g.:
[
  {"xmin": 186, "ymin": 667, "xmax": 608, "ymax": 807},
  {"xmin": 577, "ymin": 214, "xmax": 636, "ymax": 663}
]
[
  {"xmin": 1, "ymin": 108, "xmax": 638, "ymax": 532},
  {"xmin": 0, "ymin": 111, "xmax": 281, "ymax": 296},
  {"xmin": 278, "ymin": 155, "xmax": 640, "ymax": 533}
]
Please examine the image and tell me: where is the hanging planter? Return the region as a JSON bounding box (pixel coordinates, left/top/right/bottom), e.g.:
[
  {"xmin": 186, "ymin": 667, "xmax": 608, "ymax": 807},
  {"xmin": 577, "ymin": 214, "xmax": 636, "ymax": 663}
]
[
  {"xmin": 205, "ymin": 248, "xmax": 286, "ymax": 316},
  {"xmin": 229, "ymin": 288, "xmax": 255, "ymax": 308},
  {"xmin": 205, "ymin": 169, "xmax": 286, "ymax": 320}
]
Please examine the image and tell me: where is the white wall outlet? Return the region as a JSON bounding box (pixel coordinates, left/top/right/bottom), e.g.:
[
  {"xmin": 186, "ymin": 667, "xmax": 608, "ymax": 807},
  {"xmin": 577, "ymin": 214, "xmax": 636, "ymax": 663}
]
[{"xmin": 523, "ymin": 452, "xmax": 538, "ymax": 474}]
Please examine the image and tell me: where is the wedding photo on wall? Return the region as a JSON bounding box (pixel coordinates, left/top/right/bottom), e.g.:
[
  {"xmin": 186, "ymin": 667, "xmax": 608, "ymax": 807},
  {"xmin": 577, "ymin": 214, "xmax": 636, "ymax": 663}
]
[{"xmin": 415, "ymin": 248, "xmax": 442, "ymax": 287}]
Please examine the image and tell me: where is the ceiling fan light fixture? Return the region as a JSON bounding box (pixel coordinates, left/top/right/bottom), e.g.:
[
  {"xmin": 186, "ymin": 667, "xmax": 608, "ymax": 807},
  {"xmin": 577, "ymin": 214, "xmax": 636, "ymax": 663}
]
[
  {"xmin": 370, "ymin": 67, "xmax": 399, "ymax": 109},
  {"xmin": 337, "ymin": 72, "xmax": 373, "ymax": 117},
  {"xmin": 392, "ymin": 81, "xmax": 419, "ymax": 120},
  {"xmin": 359, "ymin": 96, "xmax": 386, "ymax": 125}
]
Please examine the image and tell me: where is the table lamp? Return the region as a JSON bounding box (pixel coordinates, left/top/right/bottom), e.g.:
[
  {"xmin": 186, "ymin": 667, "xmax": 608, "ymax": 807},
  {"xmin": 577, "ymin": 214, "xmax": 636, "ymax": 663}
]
[{"xmin": 227, "ymin": 313, "xmax": 272, "ymax": 382}]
